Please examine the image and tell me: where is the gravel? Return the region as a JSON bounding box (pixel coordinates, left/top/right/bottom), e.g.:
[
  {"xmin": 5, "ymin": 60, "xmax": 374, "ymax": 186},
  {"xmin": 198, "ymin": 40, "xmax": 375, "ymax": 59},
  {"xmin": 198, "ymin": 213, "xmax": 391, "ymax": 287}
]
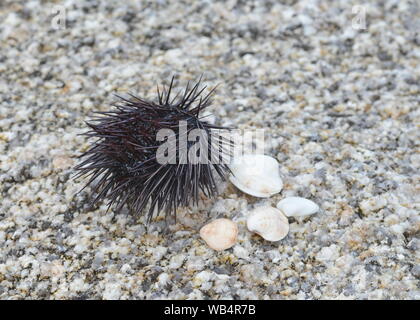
[{"xmin": 0, "ymin": 0, "xmax": 419, "ymax": 299}]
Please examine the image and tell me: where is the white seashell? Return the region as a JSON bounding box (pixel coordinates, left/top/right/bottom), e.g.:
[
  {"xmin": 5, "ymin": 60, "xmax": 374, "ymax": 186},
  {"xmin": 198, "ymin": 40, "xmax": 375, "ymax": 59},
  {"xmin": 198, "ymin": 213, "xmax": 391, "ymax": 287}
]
[
  {"xmin": 276, "ymin": 197, "xmax": 319, "ymax": 217},
  {"xmin": 199, "ymin": 218, "xmax": 238, "ymax": 251},
  {"xmin": 229, "ymin": 154, "xmax": 283, "ymax": 197},
  {"xmin": 246, "ymin": 206, "xmax": 289, "ymax": 241}
]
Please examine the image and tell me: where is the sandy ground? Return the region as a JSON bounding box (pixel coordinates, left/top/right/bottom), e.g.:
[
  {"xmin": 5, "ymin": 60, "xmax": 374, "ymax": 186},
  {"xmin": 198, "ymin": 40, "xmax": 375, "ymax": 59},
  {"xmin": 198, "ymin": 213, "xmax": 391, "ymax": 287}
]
[{"xmin": 0, "ymin": 0, "xmax": 419, "ymax": 299}]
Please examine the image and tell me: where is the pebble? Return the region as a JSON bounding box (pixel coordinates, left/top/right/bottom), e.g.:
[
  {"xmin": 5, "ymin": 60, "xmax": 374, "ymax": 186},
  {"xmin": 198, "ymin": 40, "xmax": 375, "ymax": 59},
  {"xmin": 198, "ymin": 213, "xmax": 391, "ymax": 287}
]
[
  {"xmin": 199, "ymin": 218, "xmax": 238, "ymax": 251},
  {"xmin": 276, "ymin": 197, "xmax": 319, "ymax": 217},
  {"xmin": 247, "ymin": 206, "xmax": 289, "ymax": 242},
  {"xmin": 229, "ymin": 154, "xmax": 283, "ymax": 197},
  {"xmin": 52, "ymin": 155, "xmax": 74, "ymax": 170}
]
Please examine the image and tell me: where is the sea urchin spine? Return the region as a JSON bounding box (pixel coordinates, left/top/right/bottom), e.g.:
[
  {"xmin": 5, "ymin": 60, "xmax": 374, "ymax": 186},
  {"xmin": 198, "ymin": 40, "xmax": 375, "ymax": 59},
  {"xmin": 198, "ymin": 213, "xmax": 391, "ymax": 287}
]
[{"xmin": 75, "ymin": 77, "xmax": 233, "ymax": 223}]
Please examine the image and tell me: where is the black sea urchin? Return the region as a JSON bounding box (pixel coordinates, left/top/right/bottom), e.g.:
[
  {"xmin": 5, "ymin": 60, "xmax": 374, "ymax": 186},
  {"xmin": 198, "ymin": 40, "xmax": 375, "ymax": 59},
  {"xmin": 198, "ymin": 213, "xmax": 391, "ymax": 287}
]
[{"xmin": 75, "ymin": 77, "xmax": 233, "ymax": 223}]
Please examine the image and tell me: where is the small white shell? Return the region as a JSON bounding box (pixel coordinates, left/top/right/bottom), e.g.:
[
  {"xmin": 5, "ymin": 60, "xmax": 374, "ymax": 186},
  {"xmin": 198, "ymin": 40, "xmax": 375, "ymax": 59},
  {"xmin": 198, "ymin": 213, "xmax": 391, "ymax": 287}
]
[
  {"xmin": 229, "ymin": 154, "xmax": 283, "ymax": 197},
  {"xmin": 199, "ymin": 218, "xmax": 238, "ymax": 251},
  {"xmin": 246, "ymin": 206, "xmax": 289, "ymax": 241},
  {"xmin": 276, "ymin": 197, "xmax": 319, "ymax": 217}
]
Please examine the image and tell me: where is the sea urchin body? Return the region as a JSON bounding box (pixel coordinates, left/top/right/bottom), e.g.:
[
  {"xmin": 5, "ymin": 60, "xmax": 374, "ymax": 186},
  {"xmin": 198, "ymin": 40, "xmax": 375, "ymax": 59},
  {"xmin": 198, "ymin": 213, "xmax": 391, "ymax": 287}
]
[{"xmin": 75, "ymin": 78, "xmax": 232, "ymax": 222}]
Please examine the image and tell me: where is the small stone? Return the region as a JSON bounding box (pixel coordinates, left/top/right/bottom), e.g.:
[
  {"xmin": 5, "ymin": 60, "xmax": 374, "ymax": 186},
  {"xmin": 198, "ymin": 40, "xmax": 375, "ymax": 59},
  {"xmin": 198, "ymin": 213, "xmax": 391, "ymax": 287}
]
[
  {"xmin": 276, "ymin": 197, "xmax": 319, "ymax": 217},
  {"xmin": 199, "ymin": 218, "xmax": 238, "ymax": 251},
  {"xmin": 229, "ymin": 154, "xmax": 283, "ymax": 197},
  {"xmin": 52, "ymin": 155, "xmax": 74, "ymax": 170},
  {"xmin": 247, "ymin": 206, "xmax": 289, "ymax": 241},
  {"xmin": 316, "ymin": 245, "xmax": 340, "ymax": 262}
]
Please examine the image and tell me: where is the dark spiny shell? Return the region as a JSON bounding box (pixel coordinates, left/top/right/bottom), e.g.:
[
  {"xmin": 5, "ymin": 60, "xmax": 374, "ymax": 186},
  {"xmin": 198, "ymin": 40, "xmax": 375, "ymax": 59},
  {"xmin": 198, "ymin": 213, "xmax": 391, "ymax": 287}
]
[{"xmin": 75, "ymin": 77, "xmax": 232, "ymax": 222}]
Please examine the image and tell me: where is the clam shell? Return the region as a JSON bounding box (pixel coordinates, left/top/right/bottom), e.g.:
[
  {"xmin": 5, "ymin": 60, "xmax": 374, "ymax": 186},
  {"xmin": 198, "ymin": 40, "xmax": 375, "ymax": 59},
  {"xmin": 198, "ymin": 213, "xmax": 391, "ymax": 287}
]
[
  {"xmin": 276, "ymin": 197, "xmax": 319, "ymax": 217},
  {"xmin": 246, "ymin": 206, "xmax": 289, "ymax": 241},
  {"xmin": 229, "ymin": 154, "xmax": 283, "ymax": 197},
  {"xmin": 199, "ymin": 218, "xmax": 238, "ymax": 251}
]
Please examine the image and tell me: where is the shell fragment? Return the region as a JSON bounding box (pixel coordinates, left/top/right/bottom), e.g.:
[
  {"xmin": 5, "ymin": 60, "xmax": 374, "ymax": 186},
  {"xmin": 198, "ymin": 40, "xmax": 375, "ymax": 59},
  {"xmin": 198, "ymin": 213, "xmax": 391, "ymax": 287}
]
[
  {"xmin": 229, "ymin": 154, "xmax": 283, "ymax": 197},
  {"xmin": 276, "ymin": 197, "xmax": 319, "ymax": 217},
  {"xmin": 200, "ymin": 218, "xmax": 238, "ymax": 251},
  {"xmin": 247, "ymin": 206, "xmax": 289, "ymax": 241}
]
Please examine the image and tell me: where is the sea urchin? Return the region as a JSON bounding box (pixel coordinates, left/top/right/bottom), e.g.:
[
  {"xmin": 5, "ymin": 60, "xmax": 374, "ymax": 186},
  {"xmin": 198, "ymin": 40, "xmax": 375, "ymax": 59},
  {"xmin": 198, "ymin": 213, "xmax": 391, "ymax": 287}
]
[{"xmin": 75, "ymin": 77, "xmax": 233, "ymax": 223}]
